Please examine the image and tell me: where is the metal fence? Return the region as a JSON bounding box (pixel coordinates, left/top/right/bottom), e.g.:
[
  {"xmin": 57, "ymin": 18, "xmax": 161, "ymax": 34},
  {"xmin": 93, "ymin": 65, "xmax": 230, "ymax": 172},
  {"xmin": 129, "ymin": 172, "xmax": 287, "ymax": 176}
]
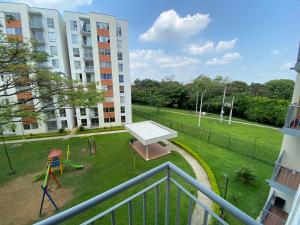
[
  {"xmin": 133, "ymin": 109, "xmax": 278, "ymax": 165},
  {"xmin": 34, "ymin": 162, "xmax": 260, "ymax": 225}
]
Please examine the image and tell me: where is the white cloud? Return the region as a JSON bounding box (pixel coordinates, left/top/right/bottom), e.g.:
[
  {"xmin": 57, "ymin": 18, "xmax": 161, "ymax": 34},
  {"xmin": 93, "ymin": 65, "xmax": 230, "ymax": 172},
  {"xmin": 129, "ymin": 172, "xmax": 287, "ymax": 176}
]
[
  {"xmin": 216, "ymin": 38, "xmax": 238, "ymax": 51},
  {"xmin": 130, "ymin": 49, "xmax": 200, "ymax": 81},
  {"xmin": 206, "ymin": 52, "xmax": 241, "ymax": 65},
  {"xmin": 270, "ymin": 49, "xmax": 280, "ymax": 55},
  {"xmin": 280, "ymin": 62, "xmax": 293, "ymax": 70},
  {"xmin": 184, "ymin": 41, "xmax": 214, "ymax": 55},
  {"xmin": 139, "ymin": 9, "xmax": 210, "ymax": 42},
  {"xmin": 14, "ymin": 0, "xmax": 92, "ymax": 10}
]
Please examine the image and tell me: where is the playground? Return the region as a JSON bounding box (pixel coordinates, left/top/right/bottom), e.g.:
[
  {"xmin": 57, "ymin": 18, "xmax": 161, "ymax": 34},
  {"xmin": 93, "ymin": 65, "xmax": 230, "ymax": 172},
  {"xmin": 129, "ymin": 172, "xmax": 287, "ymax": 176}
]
[{"xmin": 0, "ymin": 132, "xmax": 195, "ymax": 224}]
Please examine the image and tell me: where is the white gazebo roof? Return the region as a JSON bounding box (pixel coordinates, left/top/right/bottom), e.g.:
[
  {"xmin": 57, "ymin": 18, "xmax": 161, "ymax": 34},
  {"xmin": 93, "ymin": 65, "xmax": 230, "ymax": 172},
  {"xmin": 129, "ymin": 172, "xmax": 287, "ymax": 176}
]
[{"xmin": 125, "ymin": 121, "xmax": 177, "ymax": 145}]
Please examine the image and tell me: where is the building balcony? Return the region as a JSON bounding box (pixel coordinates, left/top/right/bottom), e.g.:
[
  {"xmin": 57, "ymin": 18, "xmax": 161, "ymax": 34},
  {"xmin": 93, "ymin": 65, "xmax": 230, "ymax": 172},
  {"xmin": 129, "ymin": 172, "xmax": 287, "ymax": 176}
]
[
  {"xmin": 83, "ymin": 53, "xmax": 93, "ymax": 61},
  {"xmin": 34, "ymin": 162, "xmax": 260, "ymax": 225},
  {"xmin": 260, "ymin": 193, "xmax": 289, "ymax": 225},
  {"xmin": 282, "ymin": 104, "xmax": 300, "ymax": 137},
  {"xmin": 33, "ymin": 37, "xmax": 45, "ymax": 44},
  {"xmin": 82, "ymin": 42, "xmax": 92, "ymax": 48},
  {"xmin": 81, "ymin": 29, "xmax": 91, "ymax": 35},
  {"xmin": 84, "ymin": 66, "xmax": 94, "ymax": 73},
  {"xmin": 267, "ymin": 151, "xmax": 300, "ymax": 196},
  {"xmin": 30, "ymin": 21, "xmax": 43, "ymax": 30}
]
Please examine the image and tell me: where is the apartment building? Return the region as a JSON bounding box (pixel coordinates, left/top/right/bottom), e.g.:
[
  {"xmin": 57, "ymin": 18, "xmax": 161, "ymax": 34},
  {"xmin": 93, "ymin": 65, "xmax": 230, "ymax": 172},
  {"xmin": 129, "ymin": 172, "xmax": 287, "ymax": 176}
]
[
  {"xmin": 0, "ymin": 2, "xmax": 74, "ymax": 135},
  {"xmin": 0, "ymin": 2, "xmax": 132, "ymax": 135},
  {"xmin": 64, "ymin": 11, "xmax": 131, "ymax": 128},
  {"xmin": 260, "ymin": 44, "xmax": 300, "ymax": 225}
]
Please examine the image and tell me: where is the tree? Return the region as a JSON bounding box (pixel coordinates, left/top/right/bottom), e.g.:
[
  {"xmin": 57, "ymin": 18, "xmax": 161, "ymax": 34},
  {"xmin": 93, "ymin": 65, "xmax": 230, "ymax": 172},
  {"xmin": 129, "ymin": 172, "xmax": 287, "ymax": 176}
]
[
  {"xmin": 265, "ymin": 79, "xmax": 294, "ymax": 100},
  {"xmin": 0, "ymin": 32, "xmax": 103, "ymax": 131}
]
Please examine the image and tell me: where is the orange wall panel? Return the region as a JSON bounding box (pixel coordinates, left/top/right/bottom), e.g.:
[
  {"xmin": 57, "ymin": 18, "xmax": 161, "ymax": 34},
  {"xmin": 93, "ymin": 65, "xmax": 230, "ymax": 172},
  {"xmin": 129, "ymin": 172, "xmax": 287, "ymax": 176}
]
[
  {"xmin": 99, "ymin": 55, "xmax": 111, "ymax": 62},
  {"xmin": 22, "ymin": 117, "xmax": 37, "ymax": 124},
  {"xmin": 104, "ymin": 112, "xmax": 115, "ymax": 118},
  {"xmin": 6, "ymin": 20, "xmax": 22, "ymax": 28},
  {"xmin": 7, "ymin": 35, "xmax": 23, "ymax": 42},
  {"xmin": 103, "ymin": 102, "xmax": 114, "ymax": 108},
  {"xmin": 98, "ymin": 42, "xmax": 110, "ymax": 49},
  {"xmin": 101, "ymin": 79, "xmax": 113, "ymax": 86},
  {"xmin": 103, "ymin": 90, "xmax": 113, "ymax": 97},
  {"xmin": 97, "ymin": 29, "xmax": 110, "ymax": 36},
  {"xmin": 100, "ymin": 68, "xmax": 112, "ymax": 74},
  {"xmin": 17, "ymin": 92, "xmax": 32, "ymax": 100}
]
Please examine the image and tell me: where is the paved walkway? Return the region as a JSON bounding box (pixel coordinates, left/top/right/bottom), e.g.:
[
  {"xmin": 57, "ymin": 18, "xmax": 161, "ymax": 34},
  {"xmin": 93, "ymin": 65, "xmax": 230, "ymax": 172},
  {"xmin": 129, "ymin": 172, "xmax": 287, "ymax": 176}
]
[
  {"xmin": 0, "ymin": 130, "xmax": 127, "ymax": 144},
  {"xmin": 169, "ymin": 142, "xmax": 214, "ymax": 225}
]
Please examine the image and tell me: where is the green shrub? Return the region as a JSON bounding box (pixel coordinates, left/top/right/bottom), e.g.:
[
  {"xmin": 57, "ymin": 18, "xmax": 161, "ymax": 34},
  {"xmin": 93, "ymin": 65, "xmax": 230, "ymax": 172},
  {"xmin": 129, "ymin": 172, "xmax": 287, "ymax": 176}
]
[
  {"xmin": 78, "ymin": 125, "xmax": 85, "ymax": 132},
  {"xmin": 171, "ymin": 140, "xmax": 221, "ymax": 214},
  {"xmin": 76, "ymin": 126, "xmax": 124, "ymax": 134},
  {"xmin": 235, "ymin": 166, "xmax": 257, "ymax": 185},
  {"xmin": 58, "ymin": 127, "xmax": 65, "ymax": 133}
]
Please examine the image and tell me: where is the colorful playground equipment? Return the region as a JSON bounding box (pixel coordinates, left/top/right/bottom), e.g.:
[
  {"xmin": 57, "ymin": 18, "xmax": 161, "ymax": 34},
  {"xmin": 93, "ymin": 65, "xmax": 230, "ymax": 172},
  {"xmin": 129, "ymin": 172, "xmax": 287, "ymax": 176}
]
[
  {"xmin": 39, "ymin": 164, "xmax": 60, "ymax": 216},
  {"xmin": 33, "ymin": 145, "xmax": 84, "ymax": 182}
]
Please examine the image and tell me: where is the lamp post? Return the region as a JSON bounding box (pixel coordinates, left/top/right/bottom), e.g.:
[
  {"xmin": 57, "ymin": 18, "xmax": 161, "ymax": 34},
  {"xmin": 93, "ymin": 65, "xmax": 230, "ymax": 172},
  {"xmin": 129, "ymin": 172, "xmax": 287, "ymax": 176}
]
[
  {"xmin": 221, "ymin": 173, "xmax": 229, "ymax": 217},
  {"xmin": 1, "ymin": 132, "xmax": 14, "ymax": 174},
  {"xmin": 195, "ymin": 91, "xmax": 199, "ymax": 114},
  {"xmin": 220, "ymin": 85, "xmax": 227, "ymax": 123},
  {"xmin": 198, "ymin": 89, "xmax": 207, "ymax": 127}
]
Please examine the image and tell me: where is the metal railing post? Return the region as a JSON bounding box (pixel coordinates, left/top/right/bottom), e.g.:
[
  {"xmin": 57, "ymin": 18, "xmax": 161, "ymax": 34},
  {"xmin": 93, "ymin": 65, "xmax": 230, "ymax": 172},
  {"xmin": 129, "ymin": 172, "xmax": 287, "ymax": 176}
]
[
  {"xmin": 155, "ymin": 185, "xmax": 159, "ymax": 225},
  {"xmin": 175, "ymin": 187, "xmax": 181, "ymax": 225},
  {"xmin": 203, "ymin": 210, "xmax": 209, "ymax": 225},
  {"xmin": 128, "ymin": 201, "xmax": 132, "ymax": 225},
  {"xmin": 165, "ymin": 167, "xmax": 170, "ymax": 225},
  {"xmin": 143, "ymin": 192, "xmax": 147, "ymax": 225}
]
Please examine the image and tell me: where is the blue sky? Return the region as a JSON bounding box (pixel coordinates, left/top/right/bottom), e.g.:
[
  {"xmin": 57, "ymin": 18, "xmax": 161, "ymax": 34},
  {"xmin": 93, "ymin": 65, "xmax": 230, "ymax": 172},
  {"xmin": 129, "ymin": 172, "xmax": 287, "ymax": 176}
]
[{"xmin": 5, "ymin": 0, "xmax": 300, "ymax": 83}]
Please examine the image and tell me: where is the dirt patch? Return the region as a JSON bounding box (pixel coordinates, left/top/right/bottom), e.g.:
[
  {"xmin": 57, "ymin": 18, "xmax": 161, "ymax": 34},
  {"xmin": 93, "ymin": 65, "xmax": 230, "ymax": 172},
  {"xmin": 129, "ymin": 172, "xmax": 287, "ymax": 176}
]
[{"xmin": 0, "ymin": 173, "xmax": 72, "ymax": 225}]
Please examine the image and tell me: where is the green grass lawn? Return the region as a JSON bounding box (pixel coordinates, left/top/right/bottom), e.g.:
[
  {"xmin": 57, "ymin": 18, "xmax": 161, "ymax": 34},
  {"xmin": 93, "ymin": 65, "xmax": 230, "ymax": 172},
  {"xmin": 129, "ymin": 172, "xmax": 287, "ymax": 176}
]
[
  {"xmin": 133, "ymin": 113, "xmax": 274, "ymax": 225},
  {"xmin": 0, "ymin": 133, "xmax": 196, "ymax": 225},
  {"xmin": 133, "ymin": 104, "xmax": 283, "ymax": 150}
]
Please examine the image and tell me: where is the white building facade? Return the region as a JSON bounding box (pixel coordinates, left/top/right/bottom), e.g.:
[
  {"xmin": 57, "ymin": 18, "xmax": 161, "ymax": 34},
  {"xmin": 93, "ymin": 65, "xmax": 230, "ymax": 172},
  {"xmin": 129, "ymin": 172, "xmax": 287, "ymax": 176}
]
[
  {"xmin": 260, "ymin": 44, "xmax": 300, "ymax": 225},
  {"xmin": 0, "ymin": 2, "xmax": 131, "ymax": 135},
  {"xmin": 64, "ymin": 11, "xmax": 131, "ymax": 128}
]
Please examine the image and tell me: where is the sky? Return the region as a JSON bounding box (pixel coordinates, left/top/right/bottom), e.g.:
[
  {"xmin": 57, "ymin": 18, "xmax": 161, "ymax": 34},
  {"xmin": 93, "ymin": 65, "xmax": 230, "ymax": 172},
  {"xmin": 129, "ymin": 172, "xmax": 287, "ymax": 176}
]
[{"xmin": 3, "ymin": 0, "xmax": 300, "ymax": 84}]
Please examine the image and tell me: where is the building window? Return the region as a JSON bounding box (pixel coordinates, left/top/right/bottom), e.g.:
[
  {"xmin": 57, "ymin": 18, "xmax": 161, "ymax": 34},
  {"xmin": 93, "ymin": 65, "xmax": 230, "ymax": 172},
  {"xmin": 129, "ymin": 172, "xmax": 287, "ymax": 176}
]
[
  {"xmin": 96, "ymin": 22, "xmax": 109, "ymax": 30},
  {"xmin": 47, "ymin": 18, "xmax": 54, "ymax": 28},
  {"xmin": 6, "ymin": 27, "xmax": 22, "ymax": 35},
  {"xmin": 97, "ymin": 36, "xmax": 110, "ymax": 43},
  {"xmin": 71, "ymin": 34, "xmax": 78, "ymax": 44},
  {"xmin": 116, "ymin": 26, "xmax": 122, "ymax": 37},
  {"xmin": 121, "ymin": 106, "xmax": 125, "ymax": 113},
  {"xmin": 103, "ymin": 107, "xmax": 114, "ymax": 112},
  {"xmin": 81, "ymin": 119, "xmax": 87, "ymax": 126},
  {"xmin": 73, "ymin": 48, "xmax": 80, "ymax": 57},
  {"xmin": 48, "ymin": 32, "xmax": 56, "ymax": 42},
  {"xmin": 61, "ymin": 120, "xmax": 68, "ymax": 128},
  {"xmin": 82, "ymin": 36, "xmax": 91, "ymax": 46},
  {"xmin": 121, "ymin": 116, "xmax": 126, "ymax": 123},
  {"xmin": 110, "ymin": 117, "xmax": 115, "ymax": 122},
  {"xmin": 70, "ymin": 21, "xmax": 77, "ymax": 31},
  {"xmin": 31, "ymin": 123, "xmax": 39, "ymax": 129},
  {"xmin": 118, "ymin": 63, "xmax": 123, "ymax": 72},
  {"xmin": 119, "ymin": 75, "xmax": 124, "ymax": 83},
  {"xmin": 119, "ymin": 86, "xmax": 124, "ymax": 94},
  {"xmin": 52, "ymin": 59, "xmax": 59, "ymax": 68},
  {"xmin": 5, "ymin": 12, "xmax": 21, "ymax": 20},
  {"xmin": 91, "ymin": 118, "xmax": 99, "ymax": 126},
  {"xmin": 118, "ymin": 52, "xmax": 123, "ymax": 60},
  {"xmin": 86, "ymin": 73, "xmax": 94, "ymax": 83},
  {"xmin": 99, "ymin": 48, "xmax": 111, "ymax": 56},
  {"xmin": 80, "ymin": 108, "xmax": 86, "ymax": 116},
  {"xmin": 59, "ymin": 109, "xmax": 66, "ymax": 117},
  {"xmin": 75, "ymin": 61, "xmax": 81, "ymax": 69},
  {"xmin": 76, "ymin": 73, "xmax": 83, "ymax": 82},
  {"xmin": 101, "ymin": 74, "xmax": 112, "ymax": 80},
  {"xmin": 104, "ymin": 118, "xmax": 109, "ymax": 123},
  {"xmin": 100, "ymin": 61, "xmax": 111, "ymax": 68},
  {"xmin": 50, "ymin": 46, "xmax": 58, "ymax": 56},
  {"xmin": 23, "ymin": 124, "xmax": 31, "ymax": 130}
]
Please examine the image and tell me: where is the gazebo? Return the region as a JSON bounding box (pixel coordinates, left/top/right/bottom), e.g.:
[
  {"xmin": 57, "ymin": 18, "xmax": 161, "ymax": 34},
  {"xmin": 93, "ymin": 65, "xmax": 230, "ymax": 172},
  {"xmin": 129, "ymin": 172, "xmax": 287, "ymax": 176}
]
[{"xmin": 125, "ymin": 121, "xmax": 177, "ymax": 161}]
